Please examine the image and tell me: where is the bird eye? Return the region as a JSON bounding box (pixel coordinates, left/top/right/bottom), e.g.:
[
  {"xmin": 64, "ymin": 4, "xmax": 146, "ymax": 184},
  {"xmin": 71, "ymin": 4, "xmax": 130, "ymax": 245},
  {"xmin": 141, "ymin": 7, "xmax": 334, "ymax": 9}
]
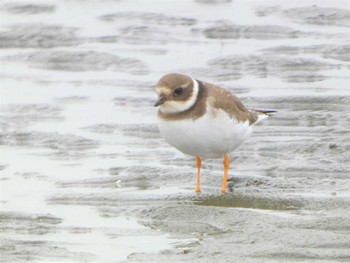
[{"xmin": 174, "ymin": 87, "xmax": 183, "ymax": 96}]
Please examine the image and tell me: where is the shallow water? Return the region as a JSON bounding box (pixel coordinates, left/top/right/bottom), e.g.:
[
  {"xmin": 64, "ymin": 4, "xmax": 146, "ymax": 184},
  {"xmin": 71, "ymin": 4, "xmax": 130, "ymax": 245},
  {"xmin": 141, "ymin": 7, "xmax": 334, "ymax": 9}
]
[{"xmin": 1, "ymin": 0, "xmax": 350, "ymax": 262}]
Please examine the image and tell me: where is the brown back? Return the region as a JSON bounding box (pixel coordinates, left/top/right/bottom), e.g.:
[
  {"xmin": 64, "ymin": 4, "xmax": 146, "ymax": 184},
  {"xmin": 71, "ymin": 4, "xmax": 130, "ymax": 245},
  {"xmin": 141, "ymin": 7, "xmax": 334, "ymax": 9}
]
[{"xmin": 158, "ymin": 79, "xmax": 258, "ymax": 124}]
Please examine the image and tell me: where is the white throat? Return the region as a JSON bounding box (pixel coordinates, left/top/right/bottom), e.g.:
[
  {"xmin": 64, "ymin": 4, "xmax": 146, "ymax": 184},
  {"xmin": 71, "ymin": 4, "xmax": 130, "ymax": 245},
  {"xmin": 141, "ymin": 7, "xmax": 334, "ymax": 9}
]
[{"xmin": 160, "ymin": 78, "xmax": 199, "ymax": 114}]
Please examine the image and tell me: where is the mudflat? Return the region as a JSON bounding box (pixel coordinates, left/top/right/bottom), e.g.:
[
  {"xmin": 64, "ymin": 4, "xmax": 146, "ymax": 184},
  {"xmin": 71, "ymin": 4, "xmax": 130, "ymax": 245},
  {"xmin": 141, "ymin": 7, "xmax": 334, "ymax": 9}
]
[{"xmin": 1, "ymin": 0, "xmax": 350, "ymax": 262}]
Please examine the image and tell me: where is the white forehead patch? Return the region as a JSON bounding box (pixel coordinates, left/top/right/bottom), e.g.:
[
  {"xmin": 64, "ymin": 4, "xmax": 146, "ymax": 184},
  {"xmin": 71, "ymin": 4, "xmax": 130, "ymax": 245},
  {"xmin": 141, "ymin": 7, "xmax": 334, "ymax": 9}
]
[
  {"xmin": 156, "ymin": 86, "xmax": 172, "ymax": 96},
  {"xmin": 159, "ymin": 78, "xmax": 199, "ymax": 114}
]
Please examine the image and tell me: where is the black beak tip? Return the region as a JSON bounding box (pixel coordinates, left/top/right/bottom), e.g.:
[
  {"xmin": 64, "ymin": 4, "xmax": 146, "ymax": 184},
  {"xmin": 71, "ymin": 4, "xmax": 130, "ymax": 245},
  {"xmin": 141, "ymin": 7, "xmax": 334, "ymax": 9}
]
[{"xmin": 154, "ymin": 97, "xmax": 165, "ymax": 107}]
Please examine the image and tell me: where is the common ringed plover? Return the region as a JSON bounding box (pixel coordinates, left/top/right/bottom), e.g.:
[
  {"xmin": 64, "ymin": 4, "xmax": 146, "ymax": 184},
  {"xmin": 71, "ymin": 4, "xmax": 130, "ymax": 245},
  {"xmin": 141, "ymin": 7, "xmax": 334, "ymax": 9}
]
[{"xmin": 154, "ymin": 73, "xmax": 275, "ymax": 193}]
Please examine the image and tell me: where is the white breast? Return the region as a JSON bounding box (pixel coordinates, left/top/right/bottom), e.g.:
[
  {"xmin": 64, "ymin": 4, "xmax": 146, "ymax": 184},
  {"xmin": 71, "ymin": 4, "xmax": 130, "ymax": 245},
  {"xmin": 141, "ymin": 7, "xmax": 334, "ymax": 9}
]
[{"xmin": 157, "ymin": 106, "xmax": 253, "ymax": 159}]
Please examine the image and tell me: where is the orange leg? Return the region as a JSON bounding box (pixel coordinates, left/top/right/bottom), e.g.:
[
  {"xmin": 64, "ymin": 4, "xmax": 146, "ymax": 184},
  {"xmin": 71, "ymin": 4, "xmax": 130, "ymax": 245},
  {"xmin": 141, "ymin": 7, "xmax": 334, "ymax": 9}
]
[
  {"xmin": 221, "ymin": 155, "xmax": 230, "ymax": 193},
  {"xmin": 195, "ymin": 156, "xmax": 201, "ymax": 193}
]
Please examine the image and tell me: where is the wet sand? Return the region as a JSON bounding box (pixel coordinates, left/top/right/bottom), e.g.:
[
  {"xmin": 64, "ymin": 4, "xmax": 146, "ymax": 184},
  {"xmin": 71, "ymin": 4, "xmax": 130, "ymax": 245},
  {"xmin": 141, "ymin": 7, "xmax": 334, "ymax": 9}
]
[{"xmin": 1, "ymin": 0, "xmax": 350, "ymax": 262}]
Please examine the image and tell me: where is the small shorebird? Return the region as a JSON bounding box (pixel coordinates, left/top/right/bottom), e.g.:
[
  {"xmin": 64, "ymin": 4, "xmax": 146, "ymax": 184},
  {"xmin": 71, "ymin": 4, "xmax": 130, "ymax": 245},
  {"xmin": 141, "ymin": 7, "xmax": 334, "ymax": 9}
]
[{"xmin": 154, "ymin": 73, "xmax": 275, "ymax": 193}]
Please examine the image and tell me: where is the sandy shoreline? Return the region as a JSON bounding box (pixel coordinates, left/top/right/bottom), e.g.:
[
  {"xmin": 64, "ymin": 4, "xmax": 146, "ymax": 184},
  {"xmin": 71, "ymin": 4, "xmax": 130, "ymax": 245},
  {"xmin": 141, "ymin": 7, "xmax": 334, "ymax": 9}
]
[{"xmin": 1, "ymin": 0, "xmax": 350, "ymax": 262}]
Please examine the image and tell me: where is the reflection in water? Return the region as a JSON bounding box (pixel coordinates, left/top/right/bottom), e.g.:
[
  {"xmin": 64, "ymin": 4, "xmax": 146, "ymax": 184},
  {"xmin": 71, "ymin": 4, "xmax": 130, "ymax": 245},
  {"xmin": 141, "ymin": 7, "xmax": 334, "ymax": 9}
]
[{"xmin": 193, "ymin": 194, "xmax": 303, "ymax": 210}]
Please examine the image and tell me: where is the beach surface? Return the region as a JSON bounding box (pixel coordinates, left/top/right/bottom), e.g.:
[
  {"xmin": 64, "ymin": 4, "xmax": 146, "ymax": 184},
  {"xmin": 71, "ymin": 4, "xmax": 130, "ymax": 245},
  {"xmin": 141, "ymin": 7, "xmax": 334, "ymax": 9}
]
[{"xmin": 1, "ymin": 0, "xmax": 350, "ymax": 262}]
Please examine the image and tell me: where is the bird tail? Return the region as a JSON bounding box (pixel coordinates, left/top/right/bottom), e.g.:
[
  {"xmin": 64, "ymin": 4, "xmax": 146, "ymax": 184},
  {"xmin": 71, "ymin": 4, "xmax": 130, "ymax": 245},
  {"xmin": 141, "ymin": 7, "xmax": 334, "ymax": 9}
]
[
  {"xmin": 250, "ymin": 109, "xmax": 277, "ymax": 124},
  {"xmin": 254, "ymin": 109, "xmax": 277, "ymax": 116}
]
